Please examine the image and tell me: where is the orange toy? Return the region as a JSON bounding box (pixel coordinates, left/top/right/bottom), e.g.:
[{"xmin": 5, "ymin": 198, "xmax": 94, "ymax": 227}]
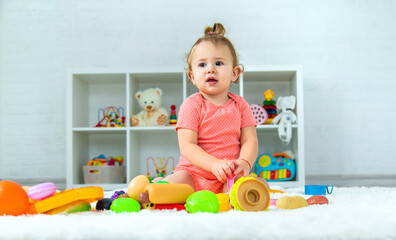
[
  {"xmin": 26, "ymin": 186, "xmax": 103, "ymax": 215},
  {"xmin": 0, "ymin": 180, "xmax": 30, "ymax": 216}
]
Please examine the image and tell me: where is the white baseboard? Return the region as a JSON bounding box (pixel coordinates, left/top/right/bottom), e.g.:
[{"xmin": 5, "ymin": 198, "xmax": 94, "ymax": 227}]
[{"xmin": 306, "ymin": 174, "xmax": 396, "ymax": 187}]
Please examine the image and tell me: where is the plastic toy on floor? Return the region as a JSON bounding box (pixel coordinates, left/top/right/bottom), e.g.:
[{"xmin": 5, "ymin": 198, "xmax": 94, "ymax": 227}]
[
  {"xmin": 127, "ymin": 175, "xmax": 194, "ymax": 211},
  {"xmin": 255, "ymin": 153, "xmax": 296, "ymax": 181}
]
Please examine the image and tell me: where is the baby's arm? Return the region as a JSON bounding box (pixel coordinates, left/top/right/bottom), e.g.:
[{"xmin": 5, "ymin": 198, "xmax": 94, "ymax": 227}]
[
  {"xmin": 233, "ymin": 126, "xmax": 258, "ymax": 176},
  {"xmin": 177, "ymin": 128, "xmax": 235, "ymax": 183}
]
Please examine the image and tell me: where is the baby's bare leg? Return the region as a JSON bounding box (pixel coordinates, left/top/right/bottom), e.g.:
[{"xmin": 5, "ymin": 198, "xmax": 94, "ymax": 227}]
[{"xmin": 155, "ymin": 170, "xmax": 196, "ymax": 191}]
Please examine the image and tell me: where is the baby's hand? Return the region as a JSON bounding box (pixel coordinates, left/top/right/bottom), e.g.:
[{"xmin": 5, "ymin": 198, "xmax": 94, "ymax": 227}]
[
  {"xmin": 211, "ymin": 159, "xmax": 236, "ymax": 183},
  {"xmin": 233, "ymin": 159, "xmax": 251, "ymax": 177}
]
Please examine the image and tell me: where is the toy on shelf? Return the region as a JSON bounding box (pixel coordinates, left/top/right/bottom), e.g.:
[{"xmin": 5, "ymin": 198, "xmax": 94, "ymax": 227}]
[
  {"xmin": 271, "ymin": 95, "xmax": 297, "ymax": 145},
  {"xmin": 263, "ymin": 89, "xmax": 277, "ymax": 124},
  {"xmin": 130, "ymin": 88, "xmax": 169, "ymax": 127},
  {"xmin": 168, "ymin": 105, "xmax": 178, "ymax": 126},
  {"xmin": 250, "ymin": 104, "xmax": 268, "ymax": 125},
  {"xmin": 254, "ymin": 153, "xmax": 296, "ymax": 181},
  {"xmin": 146, "ymin": 156, "xmax": 175, "ymax": 182},
  {"xmin": 86, "ymin": 154, "xmax": 124, "ymax": 166},
  {"xmin": 95, "ymin": 106, "xmax": 125, "ymax": 127}
]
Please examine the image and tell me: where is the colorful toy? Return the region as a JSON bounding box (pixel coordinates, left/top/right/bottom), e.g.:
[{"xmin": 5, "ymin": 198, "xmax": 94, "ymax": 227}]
[
  {"xmin": 184, "ymin": 190, "xmax": 220, "ymax": 213},
  {"xmin": 127, "ymin": 175, "xmax": 150, "ymax": 201},
  {"xmin": 27, "ymin": 182, "xmax": 57, "ymax": 200},
  {"xmin": 276, "ymin": 196, "xmax": 308, "ymax": 209},
  {"xmin": 271, "ymin": 95, "xmax": 297, "ymax": 145},
  {"xmin": 95, "ymin": 106, "xmax": 125, "ymax": 127},
  {"xmin": 255, "ymin": 153, "xmax": 296, "ymax": 181},
  {"xmin": 110, "ymin": 198, "xmax": 141, "ymax": 213},
  {"xmin": 146, "ymin": 156, "xmax": 175, "ymax": 181},
  {"xmin": 110, "ymin": 190, "xmax": 126, "ymax": 200},
  {"xmin": 26, "ymin": 186, "xmax": 103, "ymax": 215},
  {"xmin": 216, "ymin": 193, "xmax": 231, "ymax": 212},
  {"xmin": 130, "ymin": 88, "xmax": 169, "ymax": 126},
  {"xmin": 96, "ymin": 198, "xmax": 114, "ymax": 210},
  {"xmin": 0, "ymin": 180, "xmax": 30, "ymax": 216},
  {"xmin": 141, "ymin": 182, "xmax": 194, "ymax": 204},
  {"xmin": 168, "ymin": 104, "xmax": 178, "ymax": 126},
  {"xmin": 86, "ymin": 154, "xmax": 124, "ymax": 166},
  {"xmin": 250, "ymin": 104, "xmax": 268, "ymax": 125},
  {"xmin": 229, "ymin": 177, "xmax": 270, "ymax": 211},
  {"xmin": 263, "ymin": 89, "xmax": 277, "ymax": 124},
  {"xmin": 47, "ymin": 200, "xmax": 92, "ymax": 215},
  {"xmin": 307, "ymin": 195, "xmax": 329, "ymax": 205},
  {"xmin": 305, "ymin": 185, "xmax": 334, "ymax": 196}
]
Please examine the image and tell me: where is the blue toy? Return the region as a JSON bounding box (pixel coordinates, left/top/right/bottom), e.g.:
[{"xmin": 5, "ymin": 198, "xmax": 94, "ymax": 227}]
[{"xmin": 254, "ymin": 153, "xmax": 296, "ymax": 181}]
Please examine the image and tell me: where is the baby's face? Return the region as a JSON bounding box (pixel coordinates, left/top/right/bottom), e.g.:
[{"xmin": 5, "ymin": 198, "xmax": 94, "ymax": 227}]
[{"xmin": 188, "ymin": 41, "xmax": 240, "ymax": 97}]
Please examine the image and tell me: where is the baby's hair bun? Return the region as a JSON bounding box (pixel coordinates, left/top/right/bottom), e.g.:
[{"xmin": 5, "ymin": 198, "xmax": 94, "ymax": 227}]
[{"xmin": 204, "ymin": 23, "xmax": 226, "ymax": 37}]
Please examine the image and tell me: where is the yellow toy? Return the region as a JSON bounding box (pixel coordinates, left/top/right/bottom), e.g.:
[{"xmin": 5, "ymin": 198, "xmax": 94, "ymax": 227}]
[
  {"xmin": 216, "ymin": 193, "xmax": 231, "ymax": 212},
  {"xmin": 229, "ymin": 177, "xmax": 270, "ymax": 211},
  {"xmin": 26, "ymin": 186, "xmax": 103, "ymax": 215},
  {"xmin": 276, "ymin": 196, "xmax": 308, "ymax": 209},
  {"xmin": 127, "ymin": 175, "xmax": 150, "ymax": 201},
  {"xmin": 142, "ymin": 183, "xmax": 194, "ymax": 204}
]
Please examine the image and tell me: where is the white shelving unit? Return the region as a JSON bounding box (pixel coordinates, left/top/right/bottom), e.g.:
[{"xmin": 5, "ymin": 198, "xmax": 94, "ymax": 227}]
[{"xmin": 66, "ymin": 66, "xmax": 304, "ymax": 190}]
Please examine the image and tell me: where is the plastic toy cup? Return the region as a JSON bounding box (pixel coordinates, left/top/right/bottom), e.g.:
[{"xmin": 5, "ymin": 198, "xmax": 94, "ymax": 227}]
[{"xmin": 305, "ymin": 185, "xmax": 334, "ymax": 195}]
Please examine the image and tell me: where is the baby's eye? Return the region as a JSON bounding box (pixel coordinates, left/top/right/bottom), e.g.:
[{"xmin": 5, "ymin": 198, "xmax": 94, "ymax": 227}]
[
  {"xmin": 198, "ymin": 63, "xmax": 206, "ymax": 67},
  {"xmin": 216, "ymin": 61, "xmax": 224, "ymax": 66}
]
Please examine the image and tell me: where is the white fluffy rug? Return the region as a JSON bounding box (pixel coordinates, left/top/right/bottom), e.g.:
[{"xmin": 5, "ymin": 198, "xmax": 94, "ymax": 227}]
[{"xmin": 1, "ymin": 186, "xmax": 396, "ymax": 240}]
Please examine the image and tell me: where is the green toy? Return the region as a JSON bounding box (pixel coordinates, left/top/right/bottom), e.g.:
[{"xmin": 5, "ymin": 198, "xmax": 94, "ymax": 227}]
[
  {"xmin": 184, "ymin": 190, "xmax": 219, "ymax": 213},
  {"xmin": 110, "ymin": 198, "xmax": 141, "ymax": 213}
]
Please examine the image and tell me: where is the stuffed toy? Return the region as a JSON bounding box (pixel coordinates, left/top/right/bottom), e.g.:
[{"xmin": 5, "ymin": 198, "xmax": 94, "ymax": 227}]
[
  {"xmin": 271, "ymin": 95, "xmax": 297, "ymax": 145},
  {"xmin": 131, "ymin": 88, "xmax": 169, "ymax": 126}
]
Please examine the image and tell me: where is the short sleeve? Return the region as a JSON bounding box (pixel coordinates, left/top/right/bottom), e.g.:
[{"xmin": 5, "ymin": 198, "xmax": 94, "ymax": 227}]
[
  {"xmin": 240, "ymin": 98, "xmax": 257, "ymax": 128},
  {"xmin": 175, "ymin": 96, "xmax": 200, "ymax": 132}
]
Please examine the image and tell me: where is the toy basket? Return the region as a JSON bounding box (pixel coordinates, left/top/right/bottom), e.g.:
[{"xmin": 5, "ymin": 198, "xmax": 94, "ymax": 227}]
[{"xmin": 83, "ymin": 166, "xmax": 126, "ymax": 184}]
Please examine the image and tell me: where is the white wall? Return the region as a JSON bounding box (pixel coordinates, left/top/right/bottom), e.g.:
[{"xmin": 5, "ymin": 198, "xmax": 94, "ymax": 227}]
[{"xmin": 0, "ymin": 0, "xmax": 395, "ymax": 181}]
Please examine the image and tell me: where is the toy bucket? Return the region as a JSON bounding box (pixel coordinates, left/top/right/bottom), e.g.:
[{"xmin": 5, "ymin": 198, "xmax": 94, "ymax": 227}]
[{"xmin": 305, "ymin": 185, "xmax": 334, "ymax": 195}]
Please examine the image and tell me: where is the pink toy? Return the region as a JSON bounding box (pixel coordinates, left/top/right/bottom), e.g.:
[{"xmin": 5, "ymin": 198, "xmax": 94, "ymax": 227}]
[
  {"xmin": 27, "ymin": 182, "xmax": 57, "ymax": 200},
  {"xmin": 250, "ymin": 104, "xmax": 268, "ymax": 125}
]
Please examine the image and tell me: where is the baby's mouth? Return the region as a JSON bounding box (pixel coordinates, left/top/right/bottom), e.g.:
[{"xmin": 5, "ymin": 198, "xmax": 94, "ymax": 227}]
[{"xmin": 206, "ymin": 77, "xmax": 218, "ymax": 83}]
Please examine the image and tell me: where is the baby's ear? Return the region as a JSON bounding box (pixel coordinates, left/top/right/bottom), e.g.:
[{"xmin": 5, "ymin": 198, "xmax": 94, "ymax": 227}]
[
  {"xmin": 232, "ymin": 66, "xmax": 242, "ymax": 82},
  {"xmin": 187, "ymin": 71, "xmax": 195, "ymax": 84},
  {"xmin": 135, "ymin": 91, "xmax": 142, "ymax": 100}
]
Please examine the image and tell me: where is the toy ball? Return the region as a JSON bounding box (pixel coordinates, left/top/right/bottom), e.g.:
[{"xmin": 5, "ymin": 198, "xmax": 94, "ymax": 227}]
[
  {"xmin": 185, "ymin": 190, "xmax": 219, "ymax": 213},
  {"xmin": 0, "ymin": 180, "xmax": 30, "ymax": 216},
  {"xmin": 110, "ymin": 198, "xmax": 141, "ymax": 213},
  {"xmin": 27, "ymin": 182, "xmax": 57, "ymax": 200},
  {"xmin": 128, "ymin": 175, "xmax": 150, "ymax": 201},
  {"xmin": 216, "ymin": 193, "xmax": 231, "ymax": 212},
  {"xmin": 96, "ymin": 198, "xmax": 114, "ymax": 211}
]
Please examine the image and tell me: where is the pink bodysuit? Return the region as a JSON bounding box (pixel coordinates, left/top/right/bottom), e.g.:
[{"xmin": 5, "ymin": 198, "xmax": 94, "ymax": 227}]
[{"xmin": 175, "ymin": 92, "xmax": 257, "ymax": 193}]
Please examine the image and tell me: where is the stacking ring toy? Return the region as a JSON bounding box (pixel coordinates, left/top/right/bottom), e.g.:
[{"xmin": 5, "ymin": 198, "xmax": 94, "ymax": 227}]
[{"xmin": 230, "ymin": 177, "xmax": 270, "ymax": 211}]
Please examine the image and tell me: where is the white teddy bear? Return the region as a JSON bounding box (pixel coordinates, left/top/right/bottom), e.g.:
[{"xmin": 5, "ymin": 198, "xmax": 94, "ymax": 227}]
[{"xmin": 130, "ymin": 88, "xmax": 169, "ymax": 127}]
